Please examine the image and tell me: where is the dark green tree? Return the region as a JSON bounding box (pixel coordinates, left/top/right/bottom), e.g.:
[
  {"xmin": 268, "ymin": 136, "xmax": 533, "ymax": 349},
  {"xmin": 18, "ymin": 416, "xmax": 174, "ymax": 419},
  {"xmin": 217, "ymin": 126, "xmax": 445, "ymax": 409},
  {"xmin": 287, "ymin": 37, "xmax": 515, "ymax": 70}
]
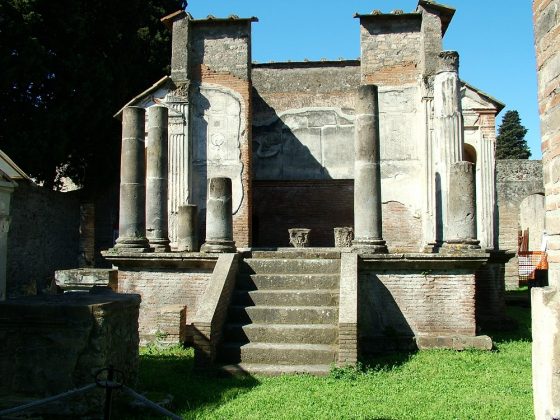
[
  {"xmin": 495, "ymin": 110, "xmax": 531, "ymax": 159},
  {"xmin": 0, "ymin": 0, "xmax": 181, "ymax": 190}
]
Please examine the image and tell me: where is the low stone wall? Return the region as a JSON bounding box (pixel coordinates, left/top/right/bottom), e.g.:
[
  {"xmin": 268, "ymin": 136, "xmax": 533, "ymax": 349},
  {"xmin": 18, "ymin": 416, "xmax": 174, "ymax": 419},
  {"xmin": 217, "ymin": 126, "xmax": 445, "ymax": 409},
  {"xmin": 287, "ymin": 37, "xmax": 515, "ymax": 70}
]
[
  {"xmin": 102, "ymin": 251, "xmax": 218, "ymax": 345},
  {"xmin": 358, "ymin": 253, "xmax": 492, "ymax": 354},
  {"xmin": 0, "ymin": 290, "xmax": 140, "ymax": 417}
]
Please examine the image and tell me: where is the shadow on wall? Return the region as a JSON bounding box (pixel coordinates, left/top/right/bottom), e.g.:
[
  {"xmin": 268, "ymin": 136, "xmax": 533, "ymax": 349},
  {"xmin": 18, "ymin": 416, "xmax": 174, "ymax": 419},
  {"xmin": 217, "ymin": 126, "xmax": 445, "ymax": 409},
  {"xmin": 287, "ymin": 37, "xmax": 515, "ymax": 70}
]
[
  {"xmin": 251, "ymin": 88, "xmax": 358, "ymax": 247},
  {"xmin": 359, "ymin": 274, "xmax": 415, "ymax": 355}
]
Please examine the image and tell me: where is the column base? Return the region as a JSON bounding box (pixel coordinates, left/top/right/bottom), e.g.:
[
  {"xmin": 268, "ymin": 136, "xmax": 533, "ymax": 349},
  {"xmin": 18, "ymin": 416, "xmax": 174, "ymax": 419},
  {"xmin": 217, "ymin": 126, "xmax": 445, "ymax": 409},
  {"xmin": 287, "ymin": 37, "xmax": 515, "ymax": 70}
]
[
  {"xmin": 148, "ymin": 238, "xmax": 171, "ymax": 252},
  {"xmin": 200, "ymin": 240, "xmax": 236, "ymax": 253},
  {"xmin": 113, "ymin": 237, "xmax": 150, "ymax": 253},
  {"xmin": 351, "ymin": 238, "xmax": 388, "ymax": 254},
  {"xmin": 441, "ymin": 239, "xmax": 481, "ymax": 251}
]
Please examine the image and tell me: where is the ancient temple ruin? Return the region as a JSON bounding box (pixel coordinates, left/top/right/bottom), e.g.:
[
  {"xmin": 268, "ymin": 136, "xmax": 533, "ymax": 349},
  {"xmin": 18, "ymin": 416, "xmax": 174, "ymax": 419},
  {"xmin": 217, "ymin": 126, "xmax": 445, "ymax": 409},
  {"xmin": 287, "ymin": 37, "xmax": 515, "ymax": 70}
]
[{"xmin": 103, "ymin": 1, "xmax": 508, "ymax": 374}]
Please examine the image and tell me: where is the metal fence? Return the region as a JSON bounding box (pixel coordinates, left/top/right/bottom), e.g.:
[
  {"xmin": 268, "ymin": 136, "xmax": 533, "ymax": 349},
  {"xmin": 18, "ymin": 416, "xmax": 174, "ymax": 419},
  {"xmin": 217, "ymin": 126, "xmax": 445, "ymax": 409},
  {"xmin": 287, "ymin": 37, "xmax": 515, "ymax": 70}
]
[{"xmin": 0, "ymin": 366, "xmax": 182, "ymax": 420}]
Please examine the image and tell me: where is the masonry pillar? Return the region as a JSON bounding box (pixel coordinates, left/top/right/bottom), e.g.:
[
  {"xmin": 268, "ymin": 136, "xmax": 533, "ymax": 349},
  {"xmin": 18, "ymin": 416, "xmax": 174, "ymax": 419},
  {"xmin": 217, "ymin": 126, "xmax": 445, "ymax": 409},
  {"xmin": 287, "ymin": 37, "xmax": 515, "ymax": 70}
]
[
  {"xmin": 201, "ymin": 177, "xmax": 236, "ymax": 253},
  {"xmin": 433, "ymin": 51, "xmax": 464, "ymax": 244},
  {"xmin": 352, "ymin": 85, "xmax": 387, "ymax": 253},
  {"xmin": 444, "ymin": 161, "xmax": 480, "ymax": 249},
  {"xmin": 114, "ymin": 106, "xmax": 150, "ymax": 252},
  {"xmin": 146, "ymin": 105, "xmax": 170, "ymax": 252},
  {"xmin": 177, "ymin": 204, "xmax": 198, "ymax": 252}
]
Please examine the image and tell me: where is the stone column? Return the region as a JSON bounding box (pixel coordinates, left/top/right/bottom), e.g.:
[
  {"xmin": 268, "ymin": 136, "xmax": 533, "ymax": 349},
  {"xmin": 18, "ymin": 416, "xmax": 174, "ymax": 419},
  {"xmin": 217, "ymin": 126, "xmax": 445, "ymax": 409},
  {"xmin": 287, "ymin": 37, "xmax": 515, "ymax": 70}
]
[
  {"xmin": 177, "ymin": 204, "xmax": 198, "ymax": 252},
  {"xmin": 433, "ymin": 51, "xmax": 464, "ymax": 245},
  {"xmin": 114, "ymin": 106, "xmax": 149, "ymax": 252},
  {"xmin": 444, "ymin": 161, "xmax": 480, "ymax": 249},
  {"xmin": 146, "ymin": 105, "xmax": 170, "ymax": 252},
  {"xmin": 352, "ymin": 85, "xmax": 387, "ymax": 253},
  {"xmin": 201, "ymin": 177, "xmax": 236, "ymax": 253}
]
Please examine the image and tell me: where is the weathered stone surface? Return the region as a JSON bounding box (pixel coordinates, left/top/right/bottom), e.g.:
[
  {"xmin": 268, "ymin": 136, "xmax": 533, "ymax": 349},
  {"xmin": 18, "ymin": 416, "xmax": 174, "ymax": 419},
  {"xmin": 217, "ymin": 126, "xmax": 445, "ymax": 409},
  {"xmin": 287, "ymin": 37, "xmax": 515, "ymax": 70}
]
[
  {"xmin": 0, "ymin": 291, "xmax": 140, "ymax": 417},
  {"xmin": 201, "ymin": 177, "xmax": 236, "ymax": 253},
  {"xmin": 531, "ymin": 287, "xmax": 560, "ymax": 420},
  {"xmin": 146, "ymin": 105, "xmax": 170, "ymax": 252},
  {"xmin": 114, "ymin": 106, "xmax": 149, "ymax": 252},
  {"xmin": 352, "ymin": 85, "xmax": 387, "ymax": 253},
  {"xmin": 334, "ymin": 227, "xmax": 353, "ymax": 248},
  {"xmin": 176, "ymin": 204, "xmax": 198, "ymax": 252},
  {"xmin": 55, "ymin": 268, "xmax": 117, "ymax": 292},
  {"xmin": 444, "ymin": 161, "xmax": 480, "ymax": 248},
  {"xmin": 288, "ymin": 228, "xmax": 310, "ymax": 248},
  {"xmin": 8, "ymin": 181, "xmax": 80, "ymax": 297},
  {"xmin": 416, "ymin": 334, "xmax": 492, "ymax": 350}
]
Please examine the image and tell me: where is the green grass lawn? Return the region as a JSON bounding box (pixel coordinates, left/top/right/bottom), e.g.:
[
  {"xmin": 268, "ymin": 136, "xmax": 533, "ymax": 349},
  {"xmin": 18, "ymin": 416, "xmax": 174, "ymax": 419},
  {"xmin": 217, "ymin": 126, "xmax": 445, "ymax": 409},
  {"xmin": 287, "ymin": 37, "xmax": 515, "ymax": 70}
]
[{"xmin": 123, "ymin": 306, "xmax": 532, "ymax": 419}]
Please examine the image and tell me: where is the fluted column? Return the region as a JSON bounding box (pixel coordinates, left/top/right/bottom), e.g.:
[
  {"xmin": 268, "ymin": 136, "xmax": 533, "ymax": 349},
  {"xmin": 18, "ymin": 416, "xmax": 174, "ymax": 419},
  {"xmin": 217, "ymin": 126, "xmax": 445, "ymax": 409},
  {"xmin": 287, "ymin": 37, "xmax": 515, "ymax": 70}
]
[
  {"xmin": 352, "ymin": 85, "xmax": 387, "ymax": 253},
  {"xmin": 444, "ymin": 161, "xmax": 480, "ymax": 250},
  {"xmin": 146, "ymin": 105, "xmax": 170, "ymax": 252},
  {"xmin": 201, "ymin": 177, "xmax": 236, "ymax": 253},
  {"xmin": 114, "ymin": 106, "xmax": 149, "ymax": 252},
  {"xmin": 433, "ymin": 51, "xmax": 465, "ymax": 244}
]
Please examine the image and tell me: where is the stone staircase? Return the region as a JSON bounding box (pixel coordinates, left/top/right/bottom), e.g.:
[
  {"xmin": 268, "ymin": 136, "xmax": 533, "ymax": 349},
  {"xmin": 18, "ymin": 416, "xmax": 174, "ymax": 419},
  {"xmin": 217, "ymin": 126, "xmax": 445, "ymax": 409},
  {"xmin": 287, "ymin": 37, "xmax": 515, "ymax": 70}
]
[{"xmin": 219, "ymin": 251, "xmax": 341, "ymax": 375}]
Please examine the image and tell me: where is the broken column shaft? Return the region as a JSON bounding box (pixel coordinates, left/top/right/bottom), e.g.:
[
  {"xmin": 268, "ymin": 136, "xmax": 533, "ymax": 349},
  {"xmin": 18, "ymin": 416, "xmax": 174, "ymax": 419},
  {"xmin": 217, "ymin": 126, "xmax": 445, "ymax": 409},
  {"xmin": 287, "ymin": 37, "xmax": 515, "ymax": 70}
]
[
  {"xmin": 352, "ymin": 85, "xmax": 387, "ymax": 253},
  {"xmin": 114, "ymin": 106, "xmax": 149, "ymax": 252},
  {"xmin": 444, "ymin": 161, "xmax": 480, "ymax": 249},
  {"xmin": 177, "ymin": 204, "xmax": 198, "ymax": 252},
  {"xmin": 201, "ymin": 177, "xmax": 236, "ymax": 253},
  {"xmin": 146, "ymin": 105, "xmax": 171, "ymax": 252}
]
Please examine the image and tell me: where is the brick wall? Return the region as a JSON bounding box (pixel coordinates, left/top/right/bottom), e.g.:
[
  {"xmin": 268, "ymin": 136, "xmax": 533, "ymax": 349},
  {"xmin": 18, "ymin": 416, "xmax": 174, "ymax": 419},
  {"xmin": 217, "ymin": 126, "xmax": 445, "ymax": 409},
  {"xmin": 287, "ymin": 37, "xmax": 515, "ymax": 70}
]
[
  {"xmin": 535, "ymin": 0, "xmax": 560, "ymax": 288},
  {"xmin": 359, "ymin": 16, "xmax": 422, "ymax": 85},
  {"xmin": 118, "ymin": 268, "xmax": 212, "ymax": 343},
  {"xmin": 253, "ymin": 181, "xmax": 422, "ymax": 250},
  {"xmin": 496, "ymin": 159, "xmax": 543, "ymax": 288},
  {"xmin": 359, "ymin": 269, "xmax": 476, "ymax": 353}
]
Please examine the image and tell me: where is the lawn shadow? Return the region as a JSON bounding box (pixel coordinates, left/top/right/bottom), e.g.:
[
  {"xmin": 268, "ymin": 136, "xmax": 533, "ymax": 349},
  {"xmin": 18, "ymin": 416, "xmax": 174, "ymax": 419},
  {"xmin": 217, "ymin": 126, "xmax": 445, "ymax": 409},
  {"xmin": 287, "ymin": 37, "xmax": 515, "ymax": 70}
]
[
  {"xmin": 358, "ymin": 350, "xmax": 417, "ymax": 373},
  {"xmin": 488, "ymin": 305, "xmax": 532, "ymax": 345},
  {"xmin": 115, "ymin": 347, "xmax": 260, "ymax": 419}
]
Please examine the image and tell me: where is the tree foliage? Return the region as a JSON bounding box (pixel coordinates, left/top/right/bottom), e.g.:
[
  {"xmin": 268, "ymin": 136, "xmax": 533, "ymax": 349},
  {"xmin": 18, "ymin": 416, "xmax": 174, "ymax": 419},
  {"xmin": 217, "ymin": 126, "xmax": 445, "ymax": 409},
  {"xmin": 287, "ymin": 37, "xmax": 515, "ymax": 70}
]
[
  {"xmin": 495, "ymin": 110, "xmax": 531, "ymax": 159},
  {"xmin": 0, "ymin": 0, "xmax": 181, "ymax": 190}
]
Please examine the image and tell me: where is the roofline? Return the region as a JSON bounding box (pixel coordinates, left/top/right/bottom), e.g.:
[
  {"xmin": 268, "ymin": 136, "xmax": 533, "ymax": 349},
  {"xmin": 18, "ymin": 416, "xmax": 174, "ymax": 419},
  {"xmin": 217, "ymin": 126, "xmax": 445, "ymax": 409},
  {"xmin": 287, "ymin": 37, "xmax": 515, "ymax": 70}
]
[
  {"xmin": 114, "ymin": 76, "xmax": 176, "ymax": 119},
  {"xmin": 461, "ymin": 81, "xmax": 506, "ymax": 113},
  {"xmin": 161, "ymin": 10, "xmax": 187, "ymax": 30},
  {"xmin": 354, "ymin": 12, "xmax": 421, "ymax": 20},
  {"xmin": 417, "ymin": 0, "xmax": 456, "ymax": 36},
  {"xmin": 252, "ymin": 60, "xmax": 360, "ymax": 69},
  {"xmin": 0, "ymin": 149, "xmax": 30, "ymax": 181},
  {"xmin": 190, "ymin": 16, "xmax": 258, "ymax": 24}
]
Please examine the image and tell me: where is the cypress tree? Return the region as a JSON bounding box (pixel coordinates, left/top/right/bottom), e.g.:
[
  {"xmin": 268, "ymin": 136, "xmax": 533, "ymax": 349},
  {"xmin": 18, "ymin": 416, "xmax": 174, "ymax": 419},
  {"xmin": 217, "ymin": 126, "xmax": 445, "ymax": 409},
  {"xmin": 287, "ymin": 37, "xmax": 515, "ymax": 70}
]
[{"xmin": 495, "ymin": 110, "xmax": 531, "ymax": 159}]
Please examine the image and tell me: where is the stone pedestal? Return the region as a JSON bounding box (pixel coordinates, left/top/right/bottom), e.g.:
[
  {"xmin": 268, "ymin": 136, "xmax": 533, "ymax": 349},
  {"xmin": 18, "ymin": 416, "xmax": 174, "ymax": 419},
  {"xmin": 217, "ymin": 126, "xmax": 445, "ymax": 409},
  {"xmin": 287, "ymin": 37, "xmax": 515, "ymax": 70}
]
[
  {"xmin": 334, "ymin": 227, "xmax": 354, "ymax": 248},
  {"xmin": 444, "ymin": 161, "xmax": 480, "ymax": 250},
  {"xmin": 289, "ymin": 228, "xmax": 311, "ymax": 248},
  {"xmin": 146, "ymin": 105, "xmax": 170, "ymax": 252},
  {"xmin": 177, "ymin": 204, "xmax": 198, "ymax": 252},
  {"xmin": 114, "ymin": 107, "xmax": 150, "ymax": 252},
  {"xmin": 352, "ymin": 85, "xmax": 387, "ymax": 253},
  {"xmin": 201, "ymin": 177, "xmax": 236, "ymax": 253}
]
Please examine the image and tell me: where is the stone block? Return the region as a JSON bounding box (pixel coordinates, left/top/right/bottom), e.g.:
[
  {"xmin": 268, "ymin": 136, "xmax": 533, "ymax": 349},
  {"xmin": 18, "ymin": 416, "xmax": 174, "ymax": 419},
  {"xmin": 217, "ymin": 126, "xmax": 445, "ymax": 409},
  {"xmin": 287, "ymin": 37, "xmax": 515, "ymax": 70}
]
[
  {"xmin": 532, "ymin": 287, "xmax": 560, "ymax": 420},
  {"xmin": 0, "ymin": 290, "xmax": 140, "ymax": 417},
  {"xmin": 416, "ymin": 335, "xmax": 492, "ymax": 350},
  {"xmin": 155, "ymin": 304, "xmax": 187, "ymax": 346},
  {"xmin": 55, "ymin": 268, "xmax": 118, "ymax": 292}
]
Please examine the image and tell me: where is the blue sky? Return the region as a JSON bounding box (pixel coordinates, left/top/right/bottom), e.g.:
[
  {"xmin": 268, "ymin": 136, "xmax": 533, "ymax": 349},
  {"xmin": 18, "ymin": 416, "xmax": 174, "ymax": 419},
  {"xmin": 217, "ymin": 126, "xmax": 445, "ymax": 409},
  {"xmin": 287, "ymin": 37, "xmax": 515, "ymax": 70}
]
[{"xmin": 186, "ymin": 1, "xmax": 540, "ymax": 159}]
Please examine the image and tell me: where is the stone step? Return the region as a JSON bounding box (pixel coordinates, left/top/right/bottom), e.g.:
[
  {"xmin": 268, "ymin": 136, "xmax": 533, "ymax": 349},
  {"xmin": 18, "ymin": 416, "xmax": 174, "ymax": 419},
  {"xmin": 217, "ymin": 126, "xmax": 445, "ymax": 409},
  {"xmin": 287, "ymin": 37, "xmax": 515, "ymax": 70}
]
[
  {"xmin": 228, "ymin": 305, "xmax": 338, "ymax": 324},
  {"xmin": 237, "ymin": 274, "xmax": 340, "ymax": 291},
  {"xmin": 241, "ymin": 258, "xmax": 340, "ymax": 275},
  {"xmin": 232, "ymin": 289, "xmax": 339, "ymax": 306},
  {"xmin": 223, "ymin": 323, "xmax": 338, "ymax": 344},
  {"xmin": 219, "ymin": 342, "xmax": 337, "ymax": 365},
  {"xmin": 219, "ymin": 363, "xmax": 331, "ymax": 376}
]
